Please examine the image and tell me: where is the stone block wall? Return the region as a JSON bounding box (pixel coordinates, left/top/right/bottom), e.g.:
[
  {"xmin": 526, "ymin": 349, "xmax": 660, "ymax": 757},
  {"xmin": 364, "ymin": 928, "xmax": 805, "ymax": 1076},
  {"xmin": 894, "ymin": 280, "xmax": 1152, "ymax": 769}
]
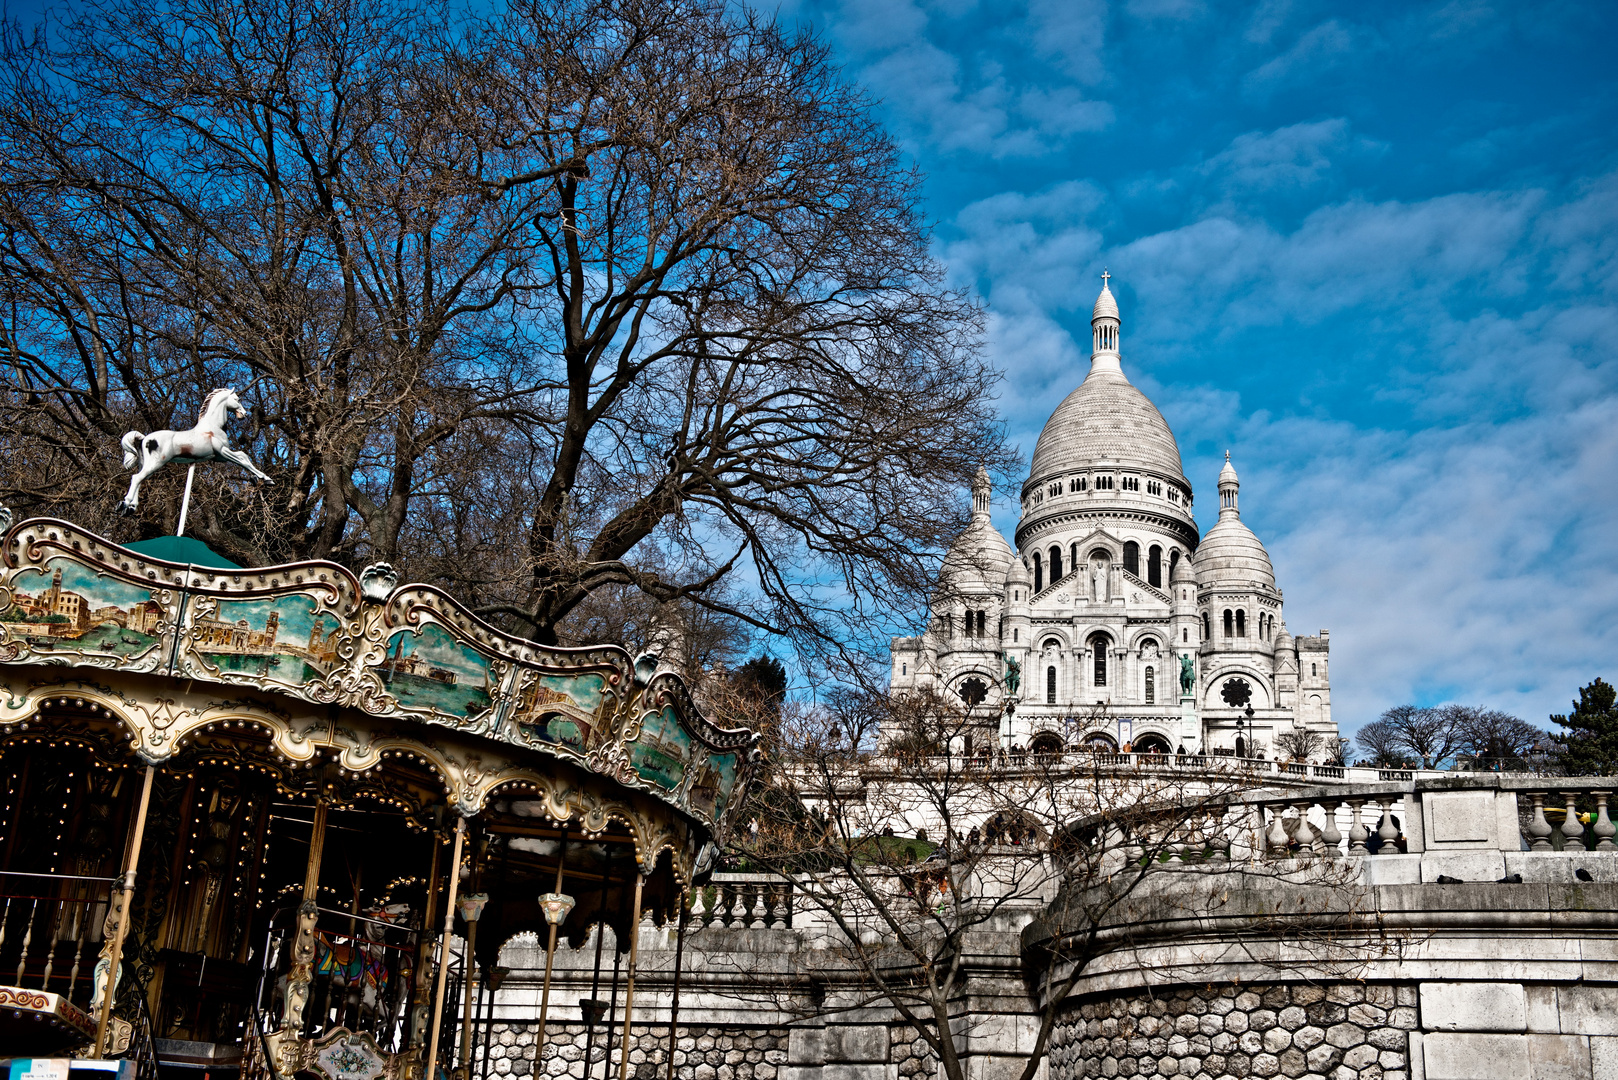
[
  {"xmin": 1047, "ymin": 983, "xmax": 1418, "ymax": 1080},
  {"xmin": 483, "ymin": 1022, "xmax": 790, "ymax": 1080}
]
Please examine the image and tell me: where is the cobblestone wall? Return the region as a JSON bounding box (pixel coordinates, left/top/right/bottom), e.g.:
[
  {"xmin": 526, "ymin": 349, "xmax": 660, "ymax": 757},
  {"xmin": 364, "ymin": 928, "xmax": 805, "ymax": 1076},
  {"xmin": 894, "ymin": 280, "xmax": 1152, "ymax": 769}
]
[
  {"xmin": 890, "ymin": 1024, "xmax": 940, "ymax": 1078},
  {"xmin": 1048, "ymin": 983, "xmax": 1419, "ymax": 1080},
  {"xmin": 484, "ymin": 1022, "xmax": 790, "ymax": 1080}
]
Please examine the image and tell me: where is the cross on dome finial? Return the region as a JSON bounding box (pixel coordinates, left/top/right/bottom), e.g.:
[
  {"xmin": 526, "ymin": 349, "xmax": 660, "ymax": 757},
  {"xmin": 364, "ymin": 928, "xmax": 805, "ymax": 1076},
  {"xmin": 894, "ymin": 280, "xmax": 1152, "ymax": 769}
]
[
  {"xmin": 1101, "ymin": 269, "xmax": 1110, "ymax": 287},
  {"xmin": 1225, "ymin": 449, "xmax": 1230, "ymax": 461}
]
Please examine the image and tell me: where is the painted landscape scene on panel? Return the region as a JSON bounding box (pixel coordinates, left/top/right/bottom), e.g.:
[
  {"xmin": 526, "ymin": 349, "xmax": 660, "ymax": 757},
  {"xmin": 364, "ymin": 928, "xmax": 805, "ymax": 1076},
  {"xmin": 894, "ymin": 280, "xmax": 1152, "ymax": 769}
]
[
  {"xmin": 511, "ymin": 671, "xmax": 610, "ymax": 755},
  {"xmin": 378, "ymin": 623, "xmax": 495, "ymax": 720},
  {"xmin": 1, "ymin": 559, "xmax": 164, "ymax": 659},
  {"xmin": 192, "ymin": 595, "xmax": 345, "ymax": 687}
]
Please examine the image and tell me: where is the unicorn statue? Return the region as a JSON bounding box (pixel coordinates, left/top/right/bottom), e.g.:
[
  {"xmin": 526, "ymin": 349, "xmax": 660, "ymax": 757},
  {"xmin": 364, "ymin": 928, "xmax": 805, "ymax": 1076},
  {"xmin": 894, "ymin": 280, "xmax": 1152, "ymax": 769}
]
[{"xmin": 120, "ymin": 387, "xmax": 270, "ymax": 512}]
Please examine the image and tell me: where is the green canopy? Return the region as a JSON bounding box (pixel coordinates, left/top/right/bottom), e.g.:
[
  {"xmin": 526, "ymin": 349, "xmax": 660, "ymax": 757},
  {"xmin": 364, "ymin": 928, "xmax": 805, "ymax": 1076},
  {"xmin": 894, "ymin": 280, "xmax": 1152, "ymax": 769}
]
[{"xmin": 123, "ymin": 535, "xmax": 243, "ymax": 570}]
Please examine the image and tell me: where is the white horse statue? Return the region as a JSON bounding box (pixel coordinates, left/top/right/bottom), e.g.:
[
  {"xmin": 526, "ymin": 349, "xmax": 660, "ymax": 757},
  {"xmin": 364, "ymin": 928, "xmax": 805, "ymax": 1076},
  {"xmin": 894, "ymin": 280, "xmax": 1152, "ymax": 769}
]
[{"xmin": 120, "ymin": 387, "xmax": 270, "ymax": 512}]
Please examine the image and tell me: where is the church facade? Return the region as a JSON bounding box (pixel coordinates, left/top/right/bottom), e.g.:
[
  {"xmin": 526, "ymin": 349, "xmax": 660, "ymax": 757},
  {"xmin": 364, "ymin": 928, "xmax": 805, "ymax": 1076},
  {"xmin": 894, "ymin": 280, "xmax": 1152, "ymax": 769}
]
[{"xmin": 890, "ymin": 279, "xmax": 1338, "ymax": 761}]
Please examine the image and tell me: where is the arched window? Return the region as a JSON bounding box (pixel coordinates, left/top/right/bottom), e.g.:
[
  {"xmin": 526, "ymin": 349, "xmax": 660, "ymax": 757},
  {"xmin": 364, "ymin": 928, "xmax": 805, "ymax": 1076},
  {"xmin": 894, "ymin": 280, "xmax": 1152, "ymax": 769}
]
[
  {"xmin": 1311, "ymin": 663, "xmax": 1318, "ymax": 676},
  {"xmin": 1223, "ymin": 609, "xmax": 1234, "ymax": 637},
  {"xmin": 1070, "ymin": 543, "xmax": 1080, "ymax": 574},
  {"xmin": 1169, "ymin": 549, "xmax": 1181, "ymax": 578},
  {"xmin": 1046, "ymin": 666, "xmax": 1057, "ymax": 704},
  {"xmin": 1123, "ymin": 541, "xmax": 1139, "ymax": 576},
  {"xmin": 1089, "ymin": 632, "xmax": 1109, "ymax": 687},
  {"xmin": 977, "ymin": 610, "xmax": 987, "ymax": 638},
  {"xmin": 1147, "ymin": 544, "xmax": 1163, "ymax": 588},
  {"xmin": 1236, "ymin": 610, "xmax": 1246, "ymax": 637},
  {"xmin": 1145, "ymin": 666, "xmax": 1155, "ymax": 704},
  {"xmin": 1202, "ymin": 612, "xmax": 1211, "ymax": 640},
  {"xmin": 1030, "ymin": 731, "xmax": 1063, "ymax": 756},
  {"xmin": 1049, "ymin": 546, "xmax": 1063, "ymax": 582},
  {"xmin": 1032, "ymin": 552, "xmax": 1042, "ymax": 593}
]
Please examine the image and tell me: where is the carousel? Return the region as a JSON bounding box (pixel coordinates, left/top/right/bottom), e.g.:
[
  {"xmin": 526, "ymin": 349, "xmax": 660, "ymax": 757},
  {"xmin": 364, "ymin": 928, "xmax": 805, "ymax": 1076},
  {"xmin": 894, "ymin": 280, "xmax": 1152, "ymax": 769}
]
[{"xmin": 0, "ymin": 396, "xmax": 757, "ymax": 1079}]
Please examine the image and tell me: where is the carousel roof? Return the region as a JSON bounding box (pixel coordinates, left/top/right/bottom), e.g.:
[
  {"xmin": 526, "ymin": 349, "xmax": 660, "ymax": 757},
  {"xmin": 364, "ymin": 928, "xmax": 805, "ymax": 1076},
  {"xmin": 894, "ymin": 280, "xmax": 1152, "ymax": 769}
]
[{"xmin": 0, "ymin": 517, "xmax": 757, "ymax": 860}]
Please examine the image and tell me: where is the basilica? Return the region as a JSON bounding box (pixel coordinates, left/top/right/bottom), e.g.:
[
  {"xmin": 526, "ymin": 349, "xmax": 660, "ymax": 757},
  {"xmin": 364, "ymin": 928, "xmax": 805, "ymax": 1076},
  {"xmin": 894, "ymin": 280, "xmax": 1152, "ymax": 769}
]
[{"xmin": 890, "ymin": 278, "xmax": 1339, "ymax": 761}]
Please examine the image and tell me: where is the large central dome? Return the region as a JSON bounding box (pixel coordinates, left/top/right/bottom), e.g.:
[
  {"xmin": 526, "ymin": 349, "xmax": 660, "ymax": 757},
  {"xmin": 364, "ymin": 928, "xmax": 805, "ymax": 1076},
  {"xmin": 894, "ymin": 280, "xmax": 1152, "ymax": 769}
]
[
  {"xmin": 1027, "ymin": 282, "xmax": 1186, "ymax": 486},
  {"xmin": 1029, "ymin": 368, "xmax": 1186, "ymax": 482}
]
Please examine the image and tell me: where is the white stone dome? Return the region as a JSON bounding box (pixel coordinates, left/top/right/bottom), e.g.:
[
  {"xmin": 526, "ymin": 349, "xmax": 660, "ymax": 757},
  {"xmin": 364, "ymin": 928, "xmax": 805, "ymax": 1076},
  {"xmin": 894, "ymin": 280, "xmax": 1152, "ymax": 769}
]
[
  {"xmin": 1029, "ymin": 369, "xmax": 1186, "ymax": 483},
  {"xmin": 1195, "ymin": 452, "xmax": 1274, "ymax": 589},
  {"xmin": 941, "ymin": 516, "xmax": 1016, "ymax": 591},
  {"xmin": 1193, "ymin": 517, "xmax": 1275, "ymax": 590}
]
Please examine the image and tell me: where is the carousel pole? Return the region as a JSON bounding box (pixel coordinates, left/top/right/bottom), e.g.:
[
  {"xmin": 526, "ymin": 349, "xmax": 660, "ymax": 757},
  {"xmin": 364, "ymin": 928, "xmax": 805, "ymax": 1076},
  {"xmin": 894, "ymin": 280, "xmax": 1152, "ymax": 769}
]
[
  {"xmin": 425, "ymin": 816, "xmax": 467, "ymax": 1078},
  {"xmin": 663, "ymin": 891, "xmax": 689, "ymax": 1080},
  {"xmin": 616, "ymin": 873, "xmax": 645, "ymax": 1080},
  {"xmin": 411, "ymin": 808, "xmax": 447, "ymax": 1047},
  {"xmin": 93, "ymin": 763, "xmax": 155, "ymax": 1057},
  {"xmin": 580, "ymin": 873, "xmax": 609, "ymax": 1080},
  {"xmin": 281, "ymin": 792, "xmax": 329, "ymax": 1036},
  {"xmin": 458, "ymin": 835, "xmax": 487, "ymax": 1076},
  {"xmin": 534, "ymin": 825, "xmax": 572, "ymax": 1057}
]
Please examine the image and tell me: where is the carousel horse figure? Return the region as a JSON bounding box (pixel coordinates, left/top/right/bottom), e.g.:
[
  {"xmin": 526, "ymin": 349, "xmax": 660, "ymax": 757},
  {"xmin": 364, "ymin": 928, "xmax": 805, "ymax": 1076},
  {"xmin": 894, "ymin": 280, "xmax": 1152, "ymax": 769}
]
[{"xmin": 120, "ymin": 387, "xmax": 270, "ymax": 512}]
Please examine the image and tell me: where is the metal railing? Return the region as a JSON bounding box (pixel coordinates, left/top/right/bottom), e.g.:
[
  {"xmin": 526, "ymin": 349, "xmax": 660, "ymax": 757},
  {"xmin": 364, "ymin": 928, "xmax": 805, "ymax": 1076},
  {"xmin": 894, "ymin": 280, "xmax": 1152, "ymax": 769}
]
[{"xmin": 0, "ymin": 869, "xmax": 117, "ymax": 1009}]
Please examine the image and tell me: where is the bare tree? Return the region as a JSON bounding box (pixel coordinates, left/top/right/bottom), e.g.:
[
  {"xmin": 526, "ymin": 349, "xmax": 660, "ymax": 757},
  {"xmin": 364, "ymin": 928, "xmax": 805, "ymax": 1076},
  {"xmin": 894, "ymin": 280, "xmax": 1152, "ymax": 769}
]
[
  {"xmin": 0, "ymin": 0, "xmax": 1008, "ymax": 667},
  {"xmin": 1449, "ymin": 706, "xmax": 1547, "ymax": 772},
  {"xmin": 729, "ymin": 688, "xmax": 1342, "ymax": 1080},
  {"xmin": 1273, "ymin": 727, "xmax": 1328, "ymax": 762},
  {"xmin": 1354, "ymin": 719, "xmax": 1407, "ymax": 767}
]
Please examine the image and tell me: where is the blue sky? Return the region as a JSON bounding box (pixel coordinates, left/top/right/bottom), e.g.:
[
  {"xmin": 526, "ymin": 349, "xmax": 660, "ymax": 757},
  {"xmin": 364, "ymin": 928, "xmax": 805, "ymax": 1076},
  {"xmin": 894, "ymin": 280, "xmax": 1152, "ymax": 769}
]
[{"xmin": 778, "ymin": 0, "xmax": 1618, "ymax": 734}]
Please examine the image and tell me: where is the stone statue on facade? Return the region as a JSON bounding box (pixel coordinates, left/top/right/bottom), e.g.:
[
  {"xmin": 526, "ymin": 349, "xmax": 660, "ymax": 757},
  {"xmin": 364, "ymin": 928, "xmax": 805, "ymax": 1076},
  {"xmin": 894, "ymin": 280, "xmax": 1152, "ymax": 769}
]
[
  {"xmin": 1179, "ymin": 652, "xmax": 1195, "ymax": 695},
  {"xmin": 1092, "ymin": 562, "xmax": 1107, "ymax": 601},
  {"xmin": 1005, "ymin": 656, "xmax": 1021, "ymax": 694}
]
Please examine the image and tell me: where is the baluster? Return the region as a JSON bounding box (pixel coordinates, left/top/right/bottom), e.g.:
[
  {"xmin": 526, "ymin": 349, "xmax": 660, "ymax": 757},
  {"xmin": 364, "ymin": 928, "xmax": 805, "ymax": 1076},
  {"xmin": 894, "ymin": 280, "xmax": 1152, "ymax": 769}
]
[
  {"xmin": 1562, "ymin": 793, "xmax": 1586, "ymax": 850},
  {"xmin": 1594, "ymin": 792, "xmax": 1616, "ymax": 852},
  {"xmin": 728, "ymin": 883, "xmax": 747, "ymax": 926},
  {"xmin": 772, "ymin": 884, "xmax": 789, "ymax": 929},
  {"xmin": 1527, "ymin": 793, "xmax": 1555, "ymax": 851},
  {"xmin": 67, "ymin": 896, "xmax": 88, "ymax": 1003},
  {"xmin": 1290, "ymin": 803, "xmax": 1316, "ymax": 859},
  {"xmin": 1319, "ymin": 802, "xmax": 1343, "ymax": 857},
  {"xmin": 1265, "ymin": 807, "xmax": 1290, "ymax": 858},
  {"xmin": 0, "ymin": 896, "xmax": 10, "ymax": 959},
  {"xmin": 16, "ymin": 898, "xmax": 37, "ymax": 984},
  {"xmin": 1377, "ymin": 802, "xmax": 1401, "ymax": 852},
  {"xmin": 748, "ymin": 883, "xmax": 767, "ymax": 929},
  {"xmin": 40, "ymin": 899, "xmax": 62, "ymax": 989},
  {"xmin": 1346, "ymin": 801, "xmax": 1369, "ymax": 856}
]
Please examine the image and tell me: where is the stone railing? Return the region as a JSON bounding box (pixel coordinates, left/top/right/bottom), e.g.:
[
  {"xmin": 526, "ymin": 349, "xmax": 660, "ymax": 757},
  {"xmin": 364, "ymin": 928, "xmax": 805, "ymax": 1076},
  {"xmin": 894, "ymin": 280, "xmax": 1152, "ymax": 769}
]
[
  {"xmin": 882, "ymin": 749, "xmax": 1434, "ymax": 785},
  {"xmin": 689, "ymin": 873, "xmax": 793, "ymax": 930}
]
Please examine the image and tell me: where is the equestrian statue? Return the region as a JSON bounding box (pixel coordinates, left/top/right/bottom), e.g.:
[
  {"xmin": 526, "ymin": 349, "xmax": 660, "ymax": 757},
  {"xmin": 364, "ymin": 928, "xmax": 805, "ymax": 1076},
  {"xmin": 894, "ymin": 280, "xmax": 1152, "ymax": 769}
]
[{"xmin": 120, "ymin": 387, "xmax": 269, "ymax": 513}]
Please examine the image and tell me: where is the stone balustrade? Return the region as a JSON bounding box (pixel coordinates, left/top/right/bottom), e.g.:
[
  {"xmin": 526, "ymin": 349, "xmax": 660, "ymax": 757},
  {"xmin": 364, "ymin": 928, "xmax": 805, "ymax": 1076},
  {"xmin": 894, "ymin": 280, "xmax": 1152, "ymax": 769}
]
[{"xmin": 688, "ymin": 873, "xmax": 793, "ymax": 930}]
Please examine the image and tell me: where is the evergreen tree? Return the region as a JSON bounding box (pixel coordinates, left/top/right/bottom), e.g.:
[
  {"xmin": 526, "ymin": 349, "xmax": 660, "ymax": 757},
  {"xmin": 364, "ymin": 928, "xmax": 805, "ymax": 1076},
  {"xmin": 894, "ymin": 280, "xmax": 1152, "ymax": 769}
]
[{"xmin": 1552, "ymin": 678, "xmax": 1618, "ymax": 775}]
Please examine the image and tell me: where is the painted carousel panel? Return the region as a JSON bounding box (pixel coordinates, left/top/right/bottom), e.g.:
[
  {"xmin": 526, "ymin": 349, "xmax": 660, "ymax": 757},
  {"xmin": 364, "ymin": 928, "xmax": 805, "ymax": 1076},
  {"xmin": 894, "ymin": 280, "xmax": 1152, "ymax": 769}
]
[
  {"xmin": 188, "ymin": 594, "xmax": 347, "ymax": 688},
  {"xmin": 1, "ymin": 559, "xmax": 165, "ymax": 661},
  {"xmin": 376, "ymin": 622, "xmax": 496, "ymax": 721},
  {"xmin": 510, "ymin": 670, "xmax": 613, "ymax": 755},
  {"xmin": 630, "ymin": 705, "xmax": 694, "ymax": 792},
  {"xmin": 687, "ymin": 750, "xmax": 741, "ymax": 822}
]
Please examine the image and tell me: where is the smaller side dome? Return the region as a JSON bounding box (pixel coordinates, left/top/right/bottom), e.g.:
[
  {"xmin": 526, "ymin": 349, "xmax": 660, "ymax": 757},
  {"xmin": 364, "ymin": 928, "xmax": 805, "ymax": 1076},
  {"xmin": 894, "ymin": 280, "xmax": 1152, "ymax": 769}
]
[
  {"xmin": 940, "ymin": 465, "xmax": 1014, "ymax": 591},
  {"xmin": 1194, "ymin": 451, "xmax": 1276, "ymax": 589},
  {"xmin": 1005, "ymin": 555, "xmax": 1031, "ymax": 586},
  {"xmin": 1171, "ymin": 549, "xmax": 1197, "ymax": 585},
  {"xmin": 942, "ymin": 519, "xmax": 1015, "ymax": 591}
]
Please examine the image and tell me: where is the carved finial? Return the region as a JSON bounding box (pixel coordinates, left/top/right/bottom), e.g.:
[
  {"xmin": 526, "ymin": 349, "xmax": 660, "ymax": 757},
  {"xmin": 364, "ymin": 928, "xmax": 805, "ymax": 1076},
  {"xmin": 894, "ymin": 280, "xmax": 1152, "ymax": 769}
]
[
  {"xmin": 1101, "ymin": 268, "xmax": 1110, "ymax": 288},
  {"xmin": 632, "ymin": 651, "xmax": 660, "ymax": 686},
  {"xmin": 359, "ymin": 562, "xmax": 398, "ymax": 603}
]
